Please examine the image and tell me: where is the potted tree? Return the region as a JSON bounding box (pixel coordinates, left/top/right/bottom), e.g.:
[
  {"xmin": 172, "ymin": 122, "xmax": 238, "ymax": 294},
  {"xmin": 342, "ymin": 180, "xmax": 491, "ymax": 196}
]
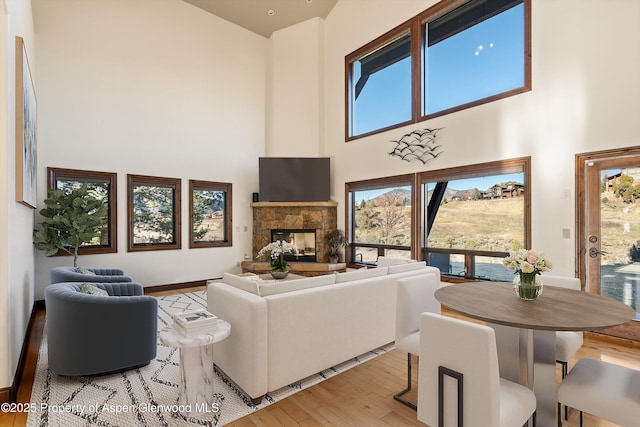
[
  {"xmin": 325, "ymin": 229, "xmax": 348, "ymax": 264},
  {"xmin": 33, "ymin": 184, "xmax": 108, "ymax": 268}
]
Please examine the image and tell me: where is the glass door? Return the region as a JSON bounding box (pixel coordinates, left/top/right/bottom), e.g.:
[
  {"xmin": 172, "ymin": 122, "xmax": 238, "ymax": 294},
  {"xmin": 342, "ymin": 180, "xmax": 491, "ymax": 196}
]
[{"xmin": 578, "ymin": 148, "xmax": 640, "ymax": 341}]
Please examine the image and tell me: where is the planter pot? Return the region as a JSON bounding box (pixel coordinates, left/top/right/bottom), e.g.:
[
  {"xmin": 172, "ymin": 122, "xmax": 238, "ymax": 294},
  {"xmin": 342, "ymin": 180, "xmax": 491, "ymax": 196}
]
[{"xmin": 270, "ymin": 271, "xmax": 289, "ymax": 280}]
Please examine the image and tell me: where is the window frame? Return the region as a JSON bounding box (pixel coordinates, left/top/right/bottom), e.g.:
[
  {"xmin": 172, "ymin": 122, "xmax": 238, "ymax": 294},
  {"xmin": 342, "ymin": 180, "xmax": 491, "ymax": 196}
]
[
  {"xmin": 345, "ymin": 157, "xmax": 531, "ymax": 280},
  {"xmin": 345, "ymin": 0, "xmax": 531, "ymax": 141},
  {"xmin": 344, "ymin": 173, "xmax": 419, "ymax": 264},
  {"xmin": 127, "ymin": 174, "xmax": 182, "ymax": 252},
  {"xmin": 189, "ymin": 179, "xmax": 233, "ymax": 249},
  {"xmin": 419, "ymin": 157, "xmax": 531, "ymax": 279},
  {"xmin": 47, "ymin": 167, "xmax": 117, "ymax": 255}
]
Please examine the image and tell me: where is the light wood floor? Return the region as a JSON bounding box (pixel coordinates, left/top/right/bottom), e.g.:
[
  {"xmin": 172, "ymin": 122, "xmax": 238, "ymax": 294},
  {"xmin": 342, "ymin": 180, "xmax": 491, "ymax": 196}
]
[{"xmin": 2, "ymin": 286, "xmax": 638, "ymax": 427}]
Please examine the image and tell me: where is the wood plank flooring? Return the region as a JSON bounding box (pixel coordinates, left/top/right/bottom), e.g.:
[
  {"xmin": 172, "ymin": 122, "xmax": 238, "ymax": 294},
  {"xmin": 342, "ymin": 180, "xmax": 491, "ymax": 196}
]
[{"xmin": 2, "ymin": 285, "xmax": 638, "ymax": 427}]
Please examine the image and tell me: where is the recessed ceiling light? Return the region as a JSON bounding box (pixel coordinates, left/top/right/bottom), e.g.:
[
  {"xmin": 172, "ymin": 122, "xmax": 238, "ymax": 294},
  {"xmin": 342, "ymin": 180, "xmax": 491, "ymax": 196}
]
[
  {"xmin": 267, "ymin": 9, "xmax": 275, "ymax": 16},
  {"xmin": 306, "ymin": 0, "xmax": 313, "ymax": 3}
]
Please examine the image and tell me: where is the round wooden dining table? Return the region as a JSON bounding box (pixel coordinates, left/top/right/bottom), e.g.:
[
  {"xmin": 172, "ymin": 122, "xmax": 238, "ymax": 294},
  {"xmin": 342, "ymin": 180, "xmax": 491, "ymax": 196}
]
[{"xmin": 434, "ymin": 281, "xmax": 635, "ymax": 427}]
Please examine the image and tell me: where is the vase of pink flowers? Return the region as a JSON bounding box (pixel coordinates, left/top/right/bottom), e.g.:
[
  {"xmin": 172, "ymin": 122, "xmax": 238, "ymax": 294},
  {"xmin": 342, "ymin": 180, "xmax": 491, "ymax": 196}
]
[{"xmin": 503, "ymin": 249, "xmax": 552, "ymax": 300}]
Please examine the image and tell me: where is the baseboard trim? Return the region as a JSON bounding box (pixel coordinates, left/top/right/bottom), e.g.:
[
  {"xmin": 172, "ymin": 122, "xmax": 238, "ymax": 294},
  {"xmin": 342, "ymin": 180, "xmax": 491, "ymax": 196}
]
[
  {"xmin": 0, "ymin": 301, "xmax": 42, "ymax": 404},
  {"xmin": 0, "ymin": 386, "xmax": 10, "ymax": 403},
  {"xmin": 144, "ymin": 279, "xmax": 211, "ymax": 294}
]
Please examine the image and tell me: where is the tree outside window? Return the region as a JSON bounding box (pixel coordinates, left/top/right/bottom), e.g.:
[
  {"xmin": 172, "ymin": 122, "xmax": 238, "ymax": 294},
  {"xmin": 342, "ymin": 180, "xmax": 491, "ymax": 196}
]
[
  {"xmin": 189, "ymin": 180, "xmax": 232, "ymax": 248},
  {"xmin": 128, "ymin": 174, "xmax": 181, "ymax": 251}
]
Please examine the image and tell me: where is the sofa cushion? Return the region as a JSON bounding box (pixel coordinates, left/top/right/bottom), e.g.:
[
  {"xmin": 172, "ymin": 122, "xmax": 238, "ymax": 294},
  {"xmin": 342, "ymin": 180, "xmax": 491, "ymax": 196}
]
[
  {"xmin": 259, "ymin": 274, "xmax": 336, "ymax": 297},
  {"xmin": 80, "ymin": 283, "xmax": 109, "ymax": 296},
  {"xmin": 75, "ymin": 267, "xmax": 96, "ymax": 275},
  {"xmin": 387, "ymin": 260, "xmax": 427, "ymax": 274},
  {"xmin": 222, "ymin": 273, "xmax": 260, "ymax": 295},
  {"xmin": 335, "ymin": 266, "xmax": 388, "ymax": 283},
  {"xmin": 377, "ymin": 256, "xmax": 416, "ymax": 267}
]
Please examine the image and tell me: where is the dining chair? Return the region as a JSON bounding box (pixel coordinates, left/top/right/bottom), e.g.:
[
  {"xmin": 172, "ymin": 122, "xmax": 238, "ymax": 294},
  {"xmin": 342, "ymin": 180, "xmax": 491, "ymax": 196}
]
[
  {"xmin": 541, "ymin": 274, "xmax": 584, "ymax": 379},
  {"xmin": 557, "ymin": 358, "xmax": 640, "ymax": 427},
  {"xmin": 417, "ymin": 312, "xmax": 536, "ymax": 427},
  {"xmin": 393, "ymin": 273, "xmax": 441, "ymax": 409}
]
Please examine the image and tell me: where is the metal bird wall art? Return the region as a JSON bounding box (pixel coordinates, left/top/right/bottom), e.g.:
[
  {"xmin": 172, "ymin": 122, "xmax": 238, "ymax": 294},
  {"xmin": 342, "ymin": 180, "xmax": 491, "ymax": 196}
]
[{"xmin": 389, "ymin": 128, "xmax": 444, "ymax": 164}]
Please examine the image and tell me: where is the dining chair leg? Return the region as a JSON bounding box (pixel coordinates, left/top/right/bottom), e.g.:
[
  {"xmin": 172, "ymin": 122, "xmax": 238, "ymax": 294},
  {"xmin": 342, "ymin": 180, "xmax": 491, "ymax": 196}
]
[
  {"xmin": 557, "ymin": 403, "xmax": 562, "ymax": 427},
  {"xmin": 393, "ymin": 353, "xmax": 417, "ymax": 410},
  {"xmin": 558, "ymin": 360, "xmax": 570, "ymax": 420}
]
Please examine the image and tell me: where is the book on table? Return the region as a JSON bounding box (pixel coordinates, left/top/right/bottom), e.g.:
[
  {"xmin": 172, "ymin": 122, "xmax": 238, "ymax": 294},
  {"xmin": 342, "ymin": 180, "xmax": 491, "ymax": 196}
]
[{"xmin": 173, "ymin": 308, "xmax": 218, "ymax": 337}]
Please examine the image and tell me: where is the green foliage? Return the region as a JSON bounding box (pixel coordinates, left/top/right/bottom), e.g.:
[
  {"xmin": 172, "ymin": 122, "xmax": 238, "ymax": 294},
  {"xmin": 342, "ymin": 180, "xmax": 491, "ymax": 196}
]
[
  {"xmin": 132, "ymin": 186, "xmax": 175, "ymax": 244},
  {"xmin": 192, "ymin": 189, "xmax": 225, "ymax": 242},
  {"xmin": 33, "ymin": 184, "xmax": 108, "ymax": 267}
]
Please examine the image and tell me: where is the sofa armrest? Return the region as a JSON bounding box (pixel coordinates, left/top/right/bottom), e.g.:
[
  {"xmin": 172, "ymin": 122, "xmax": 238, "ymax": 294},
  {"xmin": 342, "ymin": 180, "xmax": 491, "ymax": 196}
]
[{"xmin": 207, "ymin": 282, "xmax": 268, "ymax": 401}]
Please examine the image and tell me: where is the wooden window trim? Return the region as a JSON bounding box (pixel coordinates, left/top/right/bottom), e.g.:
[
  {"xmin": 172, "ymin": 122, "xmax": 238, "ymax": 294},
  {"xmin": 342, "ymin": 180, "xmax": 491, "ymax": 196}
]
[
  {"xmin": 345, "ymin": 0, "xmax": 531, "ymax": 141},
  {"xmin": 189, "ymin": 179, "xmax": 233, "ymax": 249},
  {"xmin": 47, "ymin": 167, "xmax": 117, "ymax": 255},
  {"xmin": 344, "ymin": 174, "xmax": 416, "ymax": 263},
  {"xmin": 419, "ymin": 156, "xmax": 532, "ymax": 259},
  {"xmin": 127, "ymin": 174, "xmax": 181, "ymax": 252}
]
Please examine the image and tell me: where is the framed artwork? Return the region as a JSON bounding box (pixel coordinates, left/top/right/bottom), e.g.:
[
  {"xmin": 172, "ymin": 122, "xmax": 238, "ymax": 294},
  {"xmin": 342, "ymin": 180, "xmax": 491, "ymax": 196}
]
[{"xmin": 15, "ymin": 36, "xmax": 37, "ymax": 209}]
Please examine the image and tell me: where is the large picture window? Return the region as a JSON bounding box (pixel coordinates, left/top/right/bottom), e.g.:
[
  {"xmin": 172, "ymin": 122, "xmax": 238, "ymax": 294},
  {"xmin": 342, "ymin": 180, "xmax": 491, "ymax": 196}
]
[
  {"xmin": 47, "ymin": 167, "xmax": 117, "ymax": 255},
  {"xmin": 346, "ymin": 157, "xmax": 530, "ymax": 281},
  {"xmin": 420, "ymin": 157, "xmax": 530, "ymax": 280},
  {"xmin": 346, "ymin": 175, "xmax": 415, "ymax": 264},
  {"xmin": 346, "ymin": 0, "xmax": 530, "ymax": 140},
  {"xmin": 128, "ymin": 174, "xmax": 181, "ymax": 252},
  {"xmin": 189, "ymin": 180, "xmax": 232, "ymax": 248}
]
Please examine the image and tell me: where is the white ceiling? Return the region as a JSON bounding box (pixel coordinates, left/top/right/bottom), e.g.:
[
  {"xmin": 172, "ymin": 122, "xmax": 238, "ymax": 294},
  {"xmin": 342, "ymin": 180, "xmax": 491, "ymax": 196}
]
[{"xmin": 182, "ymin": 0, "xmax": 338, "ymax": 38}]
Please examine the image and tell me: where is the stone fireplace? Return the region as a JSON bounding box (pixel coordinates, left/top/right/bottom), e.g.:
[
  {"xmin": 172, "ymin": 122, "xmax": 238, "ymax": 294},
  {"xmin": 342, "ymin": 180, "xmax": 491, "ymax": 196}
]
[{"xmin": 250, "ymin": 201, "xmax": 338, "ymax": 264}]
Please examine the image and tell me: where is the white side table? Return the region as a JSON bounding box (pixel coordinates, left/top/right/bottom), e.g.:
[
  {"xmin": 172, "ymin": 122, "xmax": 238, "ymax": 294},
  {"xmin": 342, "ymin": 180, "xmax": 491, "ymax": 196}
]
[{"xmin": 159, "ymin": 318, "xmax": 231, "ymax": 417}]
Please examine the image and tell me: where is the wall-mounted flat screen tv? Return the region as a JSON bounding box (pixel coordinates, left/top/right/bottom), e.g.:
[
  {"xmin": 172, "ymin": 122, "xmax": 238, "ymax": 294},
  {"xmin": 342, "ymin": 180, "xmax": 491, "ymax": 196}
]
[{"xmin": 258, "ymin": 157, "xmax": 330, "ymax": 202}]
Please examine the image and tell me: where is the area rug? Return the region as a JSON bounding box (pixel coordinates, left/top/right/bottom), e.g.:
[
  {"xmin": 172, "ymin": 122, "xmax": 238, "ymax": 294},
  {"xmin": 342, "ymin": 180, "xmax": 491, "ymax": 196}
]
[{"xmin": 26, "ymin": 290, "xmax": 394, "ymax": 426}]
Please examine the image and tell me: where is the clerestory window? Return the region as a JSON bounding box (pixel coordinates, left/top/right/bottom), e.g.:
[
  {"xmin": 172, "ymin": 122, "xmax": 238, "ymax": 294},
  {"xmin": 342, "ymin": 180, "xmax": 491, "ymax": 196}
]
[{"xmin": 346, "ymin": 0, "xmax": 530, "ymax": 140}]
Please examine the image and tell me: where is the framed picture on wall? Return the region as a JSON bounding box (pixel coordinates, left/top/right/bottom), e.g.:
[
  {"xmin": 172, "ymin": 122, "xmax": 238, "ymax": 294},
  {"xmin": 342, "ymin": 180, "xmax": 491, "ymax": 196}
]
[{"xmin": 15, "ymin": 36, "xmax": 37, "ymax": 209}]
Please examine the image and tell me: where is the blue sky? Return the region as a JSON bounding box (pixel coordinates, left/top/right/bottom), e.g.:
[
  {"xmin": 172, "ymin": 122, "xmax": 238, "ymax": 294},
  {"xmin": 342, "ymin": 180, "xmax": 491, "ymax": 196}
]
[{"xmin": 353, "ymin": 3, "xmax": 524, "ymax": 136}]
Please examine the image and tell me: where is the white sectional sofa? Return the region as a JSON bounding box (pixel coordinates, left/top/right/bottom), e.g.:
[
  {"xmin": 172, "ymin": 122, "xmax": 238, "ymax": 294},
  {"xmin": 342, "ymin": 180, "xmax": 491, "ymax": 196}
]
[{"xmin": 207, "ymin": 261, "xmax": 440, "ymax": 403}]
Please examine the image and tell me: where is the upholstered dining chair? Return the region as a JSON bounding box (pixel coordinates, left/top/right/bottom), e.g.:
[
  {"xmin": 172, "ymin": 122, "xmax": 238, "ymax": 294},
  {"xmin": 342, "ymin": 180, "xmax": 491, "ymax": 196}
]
[
  {"xmin": 557, "ymin": 358, "xmax": 640, "ymax": 427},
  {"xmin": 418, "ymin": 312, "xmax": 537, "ymax": 427},
  {"xmin": 541, "ymin": 274, "xmax": 584, "ymax": 380},
  {"xmin": 394, "ymin": 273, "xmax": 441, "ymax": 409}
]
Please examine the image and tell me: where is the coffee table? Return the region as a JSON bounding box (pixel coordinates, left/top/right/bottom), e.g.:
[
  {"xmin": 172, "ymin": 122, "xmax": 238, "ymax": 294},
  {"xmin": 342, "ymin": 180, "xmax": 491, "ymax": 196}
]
[{"xmin": 159, "ymin": 319, "xmax": 231, "ymax": 417}]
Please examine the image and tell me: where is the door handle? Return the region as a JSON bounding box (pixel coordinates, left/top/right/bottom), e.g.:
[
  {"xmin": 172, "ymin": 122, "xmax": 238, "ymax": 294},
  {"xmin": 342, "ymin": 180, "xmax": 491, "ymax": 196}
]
[{"xmin": 589, "ymin": 247, "xmax": 608, "ymax": 258}]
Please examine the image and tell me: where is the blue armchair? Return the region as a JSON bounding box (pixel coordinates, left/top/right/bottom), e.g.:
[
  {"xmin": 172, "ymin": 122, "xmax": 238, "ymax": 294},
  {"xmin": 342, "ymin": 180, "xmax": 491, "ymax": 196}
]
[
  {"xmin": 44, "ymin": 282, "xmax": 157, "ymax": 376},
  {"xmin": 50, "ymin": 266, "xmax": 133, "ymax": 284}
]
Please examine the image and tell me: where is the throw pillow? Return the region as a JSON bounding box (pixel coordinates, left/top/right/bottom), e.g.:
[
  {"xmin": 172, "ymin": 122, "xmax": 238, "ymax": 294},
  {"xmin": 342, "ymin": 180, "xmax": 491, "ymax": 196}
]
[
  {"xmin": 75, "ymin": 267, "xmax": 96, "ymax": 275},
  {"xmin": 80, "ymin": 283, "xmax": 109, "ymax": 296}
]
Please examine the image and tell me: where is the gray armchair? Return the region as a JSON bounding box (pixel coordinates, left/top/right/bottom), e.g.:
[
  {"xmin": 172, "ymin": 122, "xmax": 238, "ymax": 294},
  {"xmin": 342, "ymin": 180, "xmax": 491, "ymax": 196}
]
[
  {"xmin": 44, "ymin": 282, "xmax": 157, "ymax": 376},
  {"xmin": 50, "ymin": 266, "xmax": 133, "ymax": 284}
]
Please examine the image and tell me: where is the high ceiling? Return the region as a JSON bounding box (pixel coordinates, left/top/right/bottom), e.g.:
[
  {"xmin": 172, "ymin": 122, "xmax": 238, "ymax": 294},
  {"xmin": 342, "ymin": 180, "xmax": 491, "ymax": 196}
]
[{"xmin": 182, "ymin": 0, "xmax": 338, "ymax": 38}]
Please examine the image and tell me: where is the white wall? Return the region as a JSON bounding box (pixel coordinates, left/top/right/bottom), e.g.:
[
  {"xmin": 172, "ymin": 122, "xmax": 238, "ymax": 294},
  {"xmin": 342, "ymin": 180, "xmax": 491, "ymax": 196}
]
[
  {"xmin": 268, "ymin": 17, "xmax": 324, "ymax": 157},
  {"xmin": 1, "ymin": 0, "xmax": 36, "ymax": 393},
  {"xmin": 32, "ymin": 0, "xmax": 268, "ymax": 299},
  {"xmin": 323, "ymin": 0, "xmax": 640, "ymax": 277}
]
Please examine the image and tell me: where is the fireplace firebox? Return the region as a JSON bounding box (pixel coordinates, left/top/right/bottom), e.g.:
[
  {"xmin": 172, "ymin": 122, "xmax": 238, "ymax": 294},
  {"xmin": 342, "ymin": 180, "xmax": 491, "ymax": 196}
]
[{"xmin": 271, "ymin": 229, "xmax": 316, "ymax": 262}]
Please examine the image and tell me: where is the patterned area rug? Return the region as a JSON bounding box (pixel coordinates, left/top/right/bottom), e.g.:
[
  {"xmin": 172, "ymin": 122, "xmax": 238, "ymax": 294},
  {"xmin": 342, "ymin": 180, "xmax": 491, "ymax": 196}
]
[{"xmin": 27, "ymin": 290, "xmax": 394, "ymax": 426}]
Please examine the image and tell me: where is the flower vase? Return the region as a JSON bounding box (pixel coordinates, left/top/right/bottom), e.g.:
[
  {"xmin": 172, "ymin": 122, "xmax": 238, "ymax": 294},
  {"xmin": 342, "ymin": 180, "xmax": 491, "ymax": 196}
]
[{"xmin": 513, "ymin": 274, "xmax": 543, "ymax": 300}]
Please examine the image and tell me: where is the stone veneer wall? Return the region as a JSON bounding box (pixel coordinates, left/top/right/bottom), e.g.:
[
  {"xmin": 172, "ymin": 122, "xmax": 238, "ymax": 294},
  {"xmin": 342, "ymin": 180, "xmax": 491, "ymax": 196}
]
[{"xmin": 252, "ymin": 201, "xmax": 338, "ymax": 263}]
